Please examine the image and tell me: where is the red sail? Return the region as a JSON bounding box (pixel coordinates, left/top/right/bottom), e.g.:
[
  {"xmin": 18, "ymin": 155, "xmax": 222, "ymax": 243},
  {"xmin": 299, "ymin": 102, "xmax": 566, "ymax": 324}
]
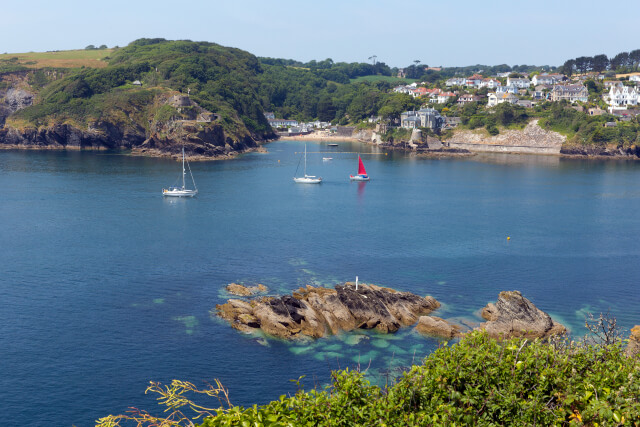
[{"xmin": 357, "ymin": 155, "xmax": 367, "ymax": 175}]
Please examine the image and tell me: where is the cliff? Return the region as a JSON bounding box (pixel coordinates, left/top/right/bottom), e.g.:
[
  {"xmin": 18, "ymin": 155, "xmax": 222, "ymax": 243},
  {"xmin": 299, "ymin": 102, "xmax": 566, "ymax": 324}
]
[{"xmin": 446, "ymin": 120, "xmax": 566, "ymax": 154}]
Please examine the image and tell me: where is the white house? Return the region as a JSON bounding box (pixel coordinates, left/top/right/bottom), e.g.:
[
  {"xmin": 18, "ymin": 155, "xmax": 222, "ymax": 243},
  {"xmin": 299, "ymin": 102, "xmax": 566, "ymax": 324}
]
[
  {"xmin": 465, "ymin": 74, "xmax": 484, "ymax": 87},
  {"xmin": 480, "ymin": 78, "xmax": 502, "ymax": 89},
  {"xmin": 607, "ymin": 85, "xmax": 639, "ymax": 108},
  {"xmin": 487, "ymin": 92, "xmax": 519, "ymax": 107},
  {"xmin": 268, "ymin": 118, "xmax": 298, "ymax": 127},
  {"xmin": 445, "ymin": 77, "xmax": 466, "ymax": 87},
  {"xmin": 496, "ymin": 84, "xmax": 520, "ymax": 94},
  {"xmin": 629, "ymin": 75, "xmax": 640, "ymax": 82},
  {"xmin": 437, "ymin": 92, "xmax": 456, "ymax": 103},
  {"xmin": 506, "ymin": 77, "xmax": 531, "ymax": 88}
]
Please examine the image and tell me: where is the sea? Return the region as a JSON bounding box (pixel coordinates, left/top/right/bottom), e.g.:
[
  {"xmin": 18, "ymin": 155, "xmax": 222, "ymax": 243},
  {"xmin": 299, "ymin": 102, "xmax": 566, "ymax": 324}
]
[{"xmin": 1, "ymin": 140, "xmax": 639, "ymax": 426}]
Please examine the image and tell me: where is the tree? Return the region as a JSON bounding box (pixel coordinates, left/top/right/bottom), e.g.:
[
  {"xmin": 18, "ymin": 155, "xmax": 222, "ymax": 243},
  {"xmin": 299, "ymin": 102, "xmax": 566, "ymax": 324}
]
[
  {"xmin": 99, "ymin": 44, "xmax": 108, "ymax": 49},
  {"xmin": 561, "ymin": 59, "xmax": 576, "ymax": 76},
  {"xmin": 574, "ymin": 56, "xmax": 592, "ymax": 74},
  {"xmin": 591, "ymin": 54, "xmax": 609, "ymax": 73},
  {"xmin": 85, "ymin": 44, "xmax": 96, "ymax": 50},
  {"xmin": 610, "ymin": 52, "xmax": 630, "ymax": 71},
  {"xmin": 629, "ymin": 49, "xmax": 640, "ymax": 70}
]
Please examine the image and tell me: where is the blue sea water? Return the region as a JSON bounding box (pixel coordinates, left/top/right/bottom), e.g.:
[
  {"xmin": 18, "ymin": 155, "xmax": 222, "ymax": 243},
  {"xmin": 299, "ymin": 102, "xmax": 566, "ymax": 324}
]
[{"xmin": 1, "ymin": 141, "xmax": 639, "ymax": 426}]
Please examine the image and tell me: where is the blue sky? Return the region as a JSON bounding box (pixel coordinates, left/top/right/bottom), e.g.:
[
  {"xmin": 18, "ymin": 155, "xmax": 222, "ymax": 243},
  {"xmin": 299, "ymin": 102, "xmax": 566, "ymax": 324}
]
[{"xmin": 2, "ymin": 0, "xmax": 638, "ymax": 67}]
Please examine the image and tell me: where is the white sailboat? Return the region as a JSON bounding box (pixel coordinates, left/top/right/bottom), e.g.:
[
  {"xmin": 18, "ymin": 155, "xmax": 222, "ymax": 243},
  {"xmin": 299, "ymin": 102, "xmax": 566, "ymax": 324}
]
[
  {"xmin": 162, "ymin": 146, "xmax": 198, "ymax": 197},
  {"xmin": 293, "ymin": 144, "xmax": 322, "ymax": 184}
]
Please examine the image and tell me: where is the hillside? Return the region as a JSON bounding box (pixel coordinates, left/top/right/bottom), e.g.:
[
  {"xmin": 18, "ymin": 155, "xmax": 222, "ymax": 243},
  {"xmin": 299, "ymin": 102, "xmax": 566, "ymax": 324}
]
[{"xmin": 0, "ymin": 39, "xmax": 276, "ymax": 158}]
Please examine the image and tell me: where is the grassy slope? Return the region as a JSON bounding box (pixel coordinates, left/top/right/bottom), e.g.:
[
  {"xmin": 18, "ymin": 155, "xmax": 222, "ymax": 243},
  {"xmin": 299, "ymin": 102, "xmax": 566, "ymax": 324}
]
[{"xmin": 0, "ymin": 49, "xmax": 113, "ymax": 69}]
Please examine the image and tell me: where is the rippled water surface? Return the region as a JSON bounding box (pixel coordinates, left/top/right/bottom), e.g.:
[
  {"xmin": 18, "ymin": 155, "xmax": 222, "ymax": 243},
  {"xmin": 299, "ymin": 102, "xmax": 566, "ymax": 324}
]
[{"xmin": 1, "ymin": 141, "xmax": 639, "ymax": 426}]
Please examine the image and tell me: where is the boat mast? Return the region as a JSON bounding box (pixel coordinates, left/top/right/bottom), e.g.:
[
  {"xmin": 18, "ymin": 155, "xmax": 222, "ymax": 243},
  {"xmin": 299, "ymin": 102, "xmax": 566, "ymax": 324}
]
[
  {"xmin": 182, "ymin": 146, "xmax": 186, "ymax": 190},
  {"xmin": 304, "ymin": 144, "xmax": 307, "ymax": 177}
]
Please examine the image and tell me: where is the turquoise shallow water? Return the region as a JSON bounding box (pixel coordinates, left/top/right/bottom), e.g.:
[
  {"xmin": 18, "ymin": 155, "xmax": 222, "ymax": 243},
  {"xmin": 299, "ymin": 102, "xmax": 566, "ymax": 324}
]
[{"xmin": 1, "ymin": 141, "xmax": 639, "ymax": 426}]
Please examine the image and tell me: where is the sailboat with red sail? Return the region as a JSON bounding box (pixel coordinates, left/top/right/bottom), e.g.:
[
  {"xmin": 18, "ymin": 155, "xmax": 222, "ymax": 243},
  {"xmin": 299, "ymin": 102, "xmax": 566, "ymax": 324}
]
[{"xmin": 349, "ymin": 154, "xmax": 370, "ymax": 181}]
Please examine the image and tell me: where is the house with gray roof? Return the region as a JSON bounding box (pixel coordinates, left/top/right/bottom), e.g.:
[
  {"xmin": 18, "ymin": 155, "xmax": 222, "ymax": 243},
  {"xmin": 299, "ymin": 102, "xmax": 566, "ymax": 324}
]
[{"xmin": 550, "ymin": 84, "xmax": 588, "ymax": 103}]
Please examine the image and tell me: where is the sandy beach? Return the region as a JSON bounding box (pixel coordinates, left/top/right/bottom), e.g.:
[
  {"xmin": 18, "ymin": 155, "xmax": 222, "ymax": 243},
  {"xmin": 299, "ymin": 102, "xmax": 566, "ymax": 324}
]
[{"xmin": 277, "ymin": 131, "xmax": 361, "ymax": 142}]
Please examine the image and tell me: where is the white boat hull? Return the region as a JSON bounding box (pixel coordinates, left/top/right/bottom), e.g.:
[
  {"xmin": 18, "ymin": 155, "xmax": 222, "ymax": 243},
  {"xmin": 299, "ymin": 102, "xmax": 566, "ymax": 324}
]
[
  {"xmin": 294, "ymin": 176, "xmax": 322, "ymax": 184},
  {"xmin": 349, "ymin": 175, "xmax": 370, "ymax": 181},
  {"xmin": 163, "ymin": 188, "xmax": 198, "ymax": 197}
]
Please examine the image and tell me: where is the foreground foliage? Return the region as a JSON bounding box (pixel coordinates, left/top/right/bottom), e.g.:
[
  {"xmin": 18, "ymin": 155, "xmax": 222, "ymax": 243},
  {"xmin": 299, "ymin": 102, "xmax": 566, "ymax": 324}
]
[{"xmin": 98, "ymin": 331, "xmax": 640, "ymax": 426}]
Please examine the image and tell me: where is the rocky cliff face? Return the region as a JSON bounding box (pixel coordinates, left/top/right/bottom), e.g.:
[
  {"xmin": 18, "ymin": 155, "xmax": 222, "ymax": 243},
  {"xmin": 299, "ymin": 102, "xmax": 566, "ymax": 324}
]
[
  {"xmin": 216, "ymin": 283, "xmax": 440, "ymax": 340},
  {"xmin": 0, "ymin": 72, "xmax": 35, "ymax": 126},
  {"xmin": 447, "ymin": 120, "xmax": 566, "ymax": 154},
  {"xmin": 0, "ymin": 73, "xmax": 267, "ymax": 159}
]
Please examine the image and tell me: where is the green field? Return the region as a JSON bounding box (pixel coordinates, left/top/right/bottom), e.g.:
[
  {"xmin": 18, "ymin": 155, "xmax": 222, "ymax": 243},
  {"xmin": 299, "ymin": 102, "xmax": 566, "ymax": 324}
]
[
  {"xmin": 0, "ymin": 49, "xmax": 113, "ymax": 69},
  {"xmin": 350, "ymin": 75, "xmax": 417, "ymax": 84}
]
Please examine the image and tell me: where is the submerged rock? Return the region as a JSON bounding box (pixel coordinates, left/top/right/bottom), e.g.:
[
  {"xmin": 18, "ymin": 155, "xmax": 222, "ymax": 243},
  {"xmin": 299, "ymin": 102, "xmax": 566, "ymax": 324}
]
[
  {"xmin": 477, "ymin": 291, "xmax": 566, "ymax": 339},
  {"xmin": 415, "ymin": 316, "xmax": 462, "ymax": 339},
  {"xmin": 215, "ymin": 283, "xmax": 440, "ymax": 340}
]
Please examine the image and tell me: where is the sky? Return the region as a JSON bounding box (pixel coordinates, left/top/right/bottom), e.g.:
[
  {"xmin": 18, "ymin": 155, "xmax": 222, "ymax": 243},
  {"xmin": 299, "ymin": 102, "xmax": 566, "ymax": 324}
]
[{"xmin": 2, "ymin": 0, "xmax": 639, "ymax": 68}]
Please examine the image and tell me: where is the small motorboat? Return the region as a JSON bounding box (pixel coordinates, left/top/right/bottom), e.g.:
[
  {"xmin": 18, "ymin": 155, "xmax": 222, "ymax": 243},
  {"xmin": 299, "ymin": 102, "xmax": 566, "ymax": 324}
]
[
  {"xmin": 327, "ymin": 143, "xmax": 338, "ymax": 147},
  {"xmin": 322, "ymin": 157, "xmax": 333, "ymax": 161}
]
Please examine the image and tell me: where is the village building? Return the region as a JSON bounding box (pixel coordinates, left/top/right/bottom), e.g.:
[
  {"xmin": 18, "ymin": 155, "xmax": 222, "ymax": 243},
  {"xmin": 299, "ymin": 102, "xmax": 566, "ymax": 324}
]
[
  {"xmin": 445, "ymin": 77, "xmax": 466, "ymax": 87},
  {"xmin": 465, "ymin": 74, "xmax": 484, "ymax": 87},
  {"xmin": 550, "ymin": 84, "xmax": 588, "ymax": 103},
  {"xmin": 268, "ymin": 118, "xmax": 299, "ymax": 127},
  {"xmin": 496, "ymin": 84, "xmax": 520, "ymax": 94},
  {"xmin": 400, "ymin": 108, "xmax": 444, "ymax": 130},
  {"xmin": 532, "ymin": 73, "xmax": 565, "ymax": 86},
  {"xmin": 506, "ymin": 77, "xmax": 531, "ymax": 88},
  {"xmin": 487, "ymin": 92, "xmax": 519, "ymax": 107},
  {"xmin": 457, "ymin": 94, "xmax": 482, "ymax": 105},
  {"xmin": 604, "ymin": 81, "xmax": 623, "ymax": 89},
  {"xmin": 606, "ymin": 85, "xmax": 639, "ymax": 108},
  {"xmin": 437, "ymin": 92, "xmax": 456, "ymax": 103},
  {"xmin": 629, "ymin": 75, "xmax": 640, "ymax": 82},
  {"xmin": 480, "ymin": 78, "xmax": 502, "ymax": 89},
  {"xmin": 516, "ymin": 100, "xmax": 536, "ymax": 108}
]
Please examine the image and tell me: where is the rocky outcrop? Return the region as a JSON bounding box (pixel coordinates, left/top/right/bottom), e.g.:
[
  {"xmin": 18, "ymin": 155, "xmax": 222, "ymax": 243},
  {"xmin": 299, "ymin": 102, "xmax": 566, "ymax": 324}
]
[
  {"xmin": 477, "ymin": 291, "xmax": 566, "ymax": 339},
  {"xmin": 626, "ymin": 325, "xmax": 640, "ymax": 357},
  {"xmin": 415, "ymin": 316, "xmax": 462, "ymax": 339},
  {"xmin": 226, "ymin": 283, "xmax": 267, "ymax": 296},
  {"xmin": 216, "ymin": 283, "xmax": 440, "ymax": 340},
  {"xmin": 447, "ymin": 120, "xmax": 566, "ymax": 154},
  {"xmin": 560, "ymin": 143, "xmax": 640, "ymax": 158}
]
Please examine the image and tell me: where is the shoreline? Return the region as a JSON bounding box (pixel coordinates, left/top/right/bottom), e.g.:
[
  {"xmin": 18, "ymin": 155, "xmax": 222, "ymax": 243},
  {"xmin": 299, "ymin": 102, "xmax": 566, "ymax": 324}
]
[
  {"xmin": 278, "ymin": 131, "xmax": 360, "ymax": 143},
  {"xmin": 0, "ymin": 144, "xmax": 269, "ymax": 161}
]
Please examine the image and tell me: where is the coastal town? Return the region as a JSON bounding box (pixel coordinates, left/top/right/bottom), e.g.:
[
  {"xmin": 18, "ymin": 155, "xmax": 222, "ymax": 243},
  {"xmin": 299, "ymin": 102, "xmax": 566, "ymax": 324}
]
[{"xmin": 265, "ymin": 70, "xmax": 640, "ymax": 138}]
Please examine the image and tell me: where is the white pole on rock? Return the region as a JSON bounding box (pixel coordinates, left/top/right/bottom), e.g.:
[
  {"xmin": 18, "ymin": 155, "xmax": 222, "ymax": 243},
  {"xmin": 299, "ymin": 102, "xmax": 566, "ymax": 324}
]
[{"xmin": 355, "ymin": 276, "xmax": 358, "ymax": 291}]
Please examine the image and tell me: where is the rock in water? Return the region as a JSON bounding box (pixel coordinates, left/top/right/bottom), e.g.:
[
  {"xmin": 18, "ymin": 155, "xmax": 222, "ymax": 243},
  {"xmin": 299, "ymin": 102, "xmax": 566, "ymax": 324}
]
[
  {"xmin": 477, "ymin": 291, "xmax": 566, "ymax": 339},
  {"xmin": 415, "ymin": 316, "xmax": 462, "ymax": 339},
  {"xmin": 215, "ymin": 283, "xmax": 440, "ymax": 340},
  {"xmin": 626, "ymin": 325, "xmax": 640, "ymax": 358},
  {"xmin": 225, "ymin": 283, "xmax": 268, "ymax": 296}
]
